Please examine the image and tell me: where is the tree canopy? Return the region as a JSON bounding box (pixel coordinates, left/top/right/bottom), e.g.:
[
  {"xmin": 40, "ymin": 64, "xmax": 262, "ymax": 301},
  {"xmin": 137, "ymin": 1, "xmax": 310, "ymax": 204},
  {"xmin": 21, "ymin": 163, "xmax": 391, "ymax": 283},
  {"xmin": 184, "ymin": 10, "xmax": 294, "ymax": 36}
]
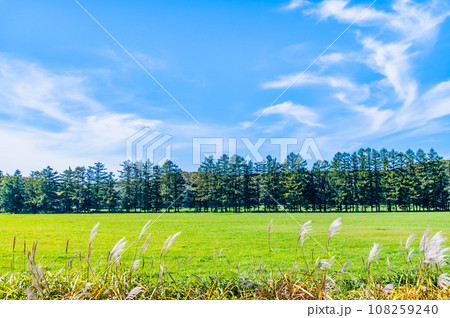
[{"xmin": 0, "ymin": 148, "xmax": 448, "ymax": 213}]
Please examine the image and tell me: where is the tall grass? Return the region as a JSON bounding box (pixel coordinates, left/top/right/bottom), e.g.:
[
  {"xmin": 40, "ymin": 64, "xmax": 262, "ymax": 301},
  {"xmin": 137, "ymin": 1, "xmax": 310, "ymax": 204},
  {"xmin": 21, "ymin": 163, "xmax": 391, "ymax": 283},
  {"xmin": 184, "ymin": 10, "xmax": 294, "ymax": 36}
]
[{"xmin": 0, "ymin": 219, "xmax": 449, "ymax": 300}]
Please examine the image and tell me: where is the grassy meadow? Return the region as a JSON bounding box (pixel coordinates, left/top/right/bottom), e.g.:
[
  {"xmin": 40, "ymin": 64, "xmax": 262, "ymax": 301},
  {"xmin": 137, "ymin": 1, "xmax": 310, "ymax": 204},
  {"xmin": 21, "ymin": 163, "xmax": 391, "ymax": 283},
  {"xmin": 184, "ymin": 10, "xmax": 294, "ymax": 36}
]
[{"xmin": 1, "ymin": 212, "xmax": 449, "ymax": 276}]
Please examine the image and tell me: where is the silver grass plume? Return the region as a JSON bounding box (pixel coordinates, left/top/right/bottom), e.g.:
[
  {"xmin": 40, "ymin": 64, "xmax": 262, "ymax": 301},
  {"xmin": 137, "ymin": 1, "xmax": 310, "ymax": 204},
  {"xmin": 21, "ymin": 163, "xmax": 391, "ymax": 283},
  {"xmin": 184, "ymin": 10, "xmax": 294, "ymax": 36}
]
[
  {"xmin": 314, "ymin": 257, "xmax": 320, "ymax": 269},
  {"xmin": 318, "ymin": 256, "xmax": 335, "ymax": 270},
  {"xmin": 420, "ymin": 228, "xmax": 449, "ymax": 268},
  {"xmin": 109, "ymin": 237, "xmax": 127, "ymax": 266},
  {"xmin": 405, "ymin": 234, "xmax": 415, "ymax": 251},
  {"xmin": 137, "ymin": 220, "xmax": 151, "ymax": 246},
  {"xmin": 166, "ymin": 232, "xmax": 181, "ymax": 251},
  {"xmin": 423, "ymin": 231, "xmax": 449, "ymax": 267},
  {"xmin": 419, "ymin": 227, "xmax": 430, "ymax": 253},
  {"xmin": 161, "ymin": 232, "xmax": 182, "ymax": 259},
  {"xmin": 298, "ymin": 220, "xmax": 312, "ymax": 249},
  {"xmin": 407, "ymin": 248, "xmax": 414, "ymax": 262},
  {"xmin": 88, "ymin": 223, "xmax": 99, "ymax": 258},
  {"xmin": 319, "ymin": 259, "xmax": 333, "ymax": 270},
  {"xmin": 126, "ymin": 286, "xmax": 143, "ymax": 300},
  {"xmin": 438, "ymin": 273, "xmax": 450, "ymax": 289},
  {"xmin": 268, "ymin": 219, "xmax": 273, "ymax": 240},
  {"xmin": 160, "ymin": 235, "xmax": 172, "ymax": 259},
  {"xmin": 140, "ymin": 232, "xmax": 152, "ymax": 257},
  {"xmin": 341, "ymin": 260, "xmax": 351, "ymax": 273},
  {"xmin": 26, "ymin": 288, "xmax": 37, "ymax": 300},
  {"xmin": 382, "ymin": 284, "xmax": 394, "ymax": 294},
  {"xmin": 130, "ymin": 259, "xmax": 140, "ymax": 276},
  {"xmin": 327, "ymin": 217, "xmax": 342, "ymax": 245},
  {"xmin": 367, "ymin": 243, "xmax": 381, "ymax": 269}
]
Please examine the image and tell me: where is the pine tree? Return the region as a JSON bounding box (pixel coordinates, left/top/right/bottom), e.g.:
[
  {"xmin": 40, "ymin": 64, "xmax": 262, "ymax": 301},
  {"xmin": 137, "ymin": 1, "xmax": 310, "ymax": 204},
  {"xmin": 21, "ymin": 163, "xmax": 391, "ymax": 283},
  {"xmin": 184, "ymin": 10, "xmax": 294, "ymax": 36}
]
[
  {"xmin": 0, "ymin": 170, "xmax": 25, "ymax": 213},
  {"xmin": 331, "ymin": 152, "xmax": 349, "ymax": 212},
  {"xmin": 281, "ymin": 153, "xmax": 307, "ymax": 211},
  {"xmin": 242, "ymin": 161, "xmax": 257, "ymax": 212},
  {"xmin": 310, "ymin": 161, "xmax": 333, "ymax": 212},
  {"xmin": 90, "ymin": 162, "xmax": 109, "ymax": 212},
  {"xmin": 141, "ymin": 161, "xmax": 153, "ymax": 212},
  {"xmin": 60, "ymin": 168, "xmax": 75, "ymax": 213},
  {"xmin": 37, "ymin": 166, "xmax": 60, "ymax": 213},
  {"xmin": 380, "ymin": 149, "xmax": 396, "ymax": 212},
  {"xmin": 150, "ymin": 165, "xmax": 164, "ymax": 212},
  {"xmin": 216, "ymin": 154, "xmax": 230, "ymax": 212},
  {"xmin": 73, "ymin": 166, "xmax": 87, "ymax": 213},
  {"xmin": 371, "ymin": 149, "xmax": 383, "ymax": 212},
  {"xmin": 259, "ymin": 155, "xmax": 282, "ymax": 211},
  {"xmin": 119, "ymin": 161, "xmax": 134, "ymax": 212},
  {"xmin": 405, "ymin": 149, "xmax": 419, "ymax": 211},
  {"xmin": 229, "ymin": 155, "xmax": 246, "ymax": 212},
  {"xmin": 161, "ymin": 161, "xmax": 185, "ymax": 212},
  {"xmin": 356, "ymin": 149, "xmax": 370, "ymax": 212},
  {"xmin": 131, "ymin": 162, "xmax": 143, "ymax": 212},
  {"xmin": 104, "ymin": 172, "xmax": 119, "ymax": 212},
  {"xmin": 196, "ymin": 156, "xmax": 217, "ymax": 212},
  {"xmin": 23, "ymin": 171, "xmax": 41, "ymax": 213}
]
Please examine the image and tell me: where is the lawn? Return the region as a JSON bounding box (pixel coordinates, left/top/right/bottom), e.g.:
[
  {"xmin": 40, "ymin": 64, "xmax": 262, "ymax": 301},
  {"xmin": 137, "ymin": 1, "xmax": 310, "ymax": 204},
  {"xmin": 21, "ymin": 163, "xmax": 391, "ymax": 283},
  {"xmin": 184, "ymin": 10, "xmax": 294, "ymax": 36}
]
[{"xmin": 0, "ymin": 212, "xmax": 449, "ymax": 276}]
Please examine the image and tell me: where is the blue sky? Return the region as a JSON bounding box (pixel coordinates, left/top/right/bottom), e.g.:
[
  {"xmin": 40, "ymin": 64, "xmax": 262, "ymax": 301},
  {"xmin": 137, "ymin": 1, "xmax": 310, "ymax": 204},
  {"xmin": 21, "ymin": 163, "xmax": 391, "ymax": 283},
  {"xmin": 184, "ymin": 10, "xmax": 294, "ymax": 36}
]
[{"xmin": 0, "ymin": 0, "xmax": 449, "ymax": 173}]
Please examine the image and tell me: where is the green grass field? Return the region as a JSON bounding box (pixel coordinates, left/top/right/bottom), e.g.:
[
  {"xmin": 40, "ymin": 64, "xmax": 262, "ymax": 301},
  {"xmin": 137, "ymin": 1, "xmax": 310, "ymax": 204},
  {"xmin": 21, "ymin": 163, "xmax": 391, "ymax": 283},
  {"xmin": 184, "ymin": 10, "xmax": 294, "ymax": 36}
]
[{"xmin": 0, "ymin": 212, "xmax": 449, "ymax": 276}]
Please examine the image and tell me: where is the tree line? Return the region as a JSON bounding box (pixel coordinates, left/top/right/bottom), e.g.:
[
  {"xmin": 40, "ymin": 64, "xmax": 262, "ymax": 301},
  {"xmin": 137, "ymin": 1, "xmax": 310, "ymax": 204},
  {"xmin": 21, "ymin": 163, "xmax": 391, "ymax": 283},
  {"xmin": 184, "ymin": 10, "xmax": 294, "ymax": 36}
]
[{"xmin": 0, "ymin": 148, "xmax": 448, "ymax": 214}]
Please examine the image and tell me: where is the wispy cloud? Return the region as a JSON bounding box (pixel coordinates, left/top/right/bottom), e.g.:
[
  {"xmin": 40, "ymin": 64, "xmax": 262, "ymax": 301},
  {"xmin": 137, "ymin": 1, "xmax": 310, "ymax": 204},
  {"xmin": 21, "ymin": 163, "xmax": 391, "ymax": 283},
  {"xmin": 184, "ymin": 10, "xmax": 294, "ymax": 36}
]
[
  {"xmin": 280, "ymin": 0, "xmax": 311, "ymax": 11},
  {"xmin": 308, "ymin": 0, "xmax": 390, "ymax": 25},
  {"xmin": 258, "ymin": 101, "xmax": 322, "ymax": 127},
  {"xmin": 319, "ymin": 52, "xmax": 346, "ymax": 64},
  {"xmin": 352, "ymin": 104, "xmax": 394, "ymax": 133},
  {"xmin": 397, "ymin": 80, "xmax": 450, "ymax": 127},
  {"xmin": 361, "ymin": 38, "xmax": 417, "ymax": 107},
  {"xmin": 308, "ymin": 0, "xmax": 449, "ymax": 41},
  {"xmin": 263, "ymin": 73, "xmax": 356, "ymax": 90},
  {"xmin": 267, "ymin": 0, "xmax": 450, "ymax": 148},
  {"xmin": 0, "ymin": 55, "xmax": 101, "ymax": 124},
  {"xmin": 0, "ymin": 55, "xmax": 166, "ymax": 172},
  {"xmin": 263, "ymin": 73, "xmax": 370, "ymax": 103}
]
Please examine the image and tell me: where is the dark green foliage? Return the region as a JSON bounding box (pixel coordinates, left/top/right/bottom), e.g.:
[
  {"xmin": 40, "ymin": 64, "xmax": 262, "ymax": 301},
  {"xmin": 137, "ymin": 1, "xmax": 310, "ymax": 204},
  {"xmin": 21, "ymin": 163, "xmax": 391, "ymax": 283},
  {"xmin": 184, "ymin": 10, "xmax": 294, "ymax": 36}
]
[
  {"xmin": 0, "ymin": 170, "xmax": 25, "ymax": 213},
  {"xmin": 60, "ymin": 168, "xmax": 75, "ymax": 213},
  {"xmin": 35, "ymin": 166, "xmax": 60, "ymax": 213},
  {"xmin": 0, "ymin": 148, "xmax": 449, "ymax": 213}
]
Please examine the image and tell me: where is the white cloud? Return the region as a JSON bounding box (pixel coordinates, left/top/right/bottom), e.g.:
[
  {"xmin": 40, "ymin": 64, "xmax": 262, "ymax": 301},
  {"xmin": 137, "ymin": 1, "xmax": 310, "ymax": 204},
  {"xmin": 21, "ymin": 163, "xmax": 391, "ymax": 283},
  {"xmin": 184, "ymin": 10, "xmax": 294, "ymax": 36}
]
[
  {"xmin": 263, "ymin": 73, "xmax": 370, "ymax": 103},
  {"xmin": 259, "ymin": 101, "xmax": 322, "ymax": 127},
  {"xmin": 361, "ymin": 38, "xmax": 417, "ymax": 107},
  {"xmin": 389, "ymin": 0, "xmax": 450, "ymax": 42},
  {"xmin": 263, "ymin": 73, "xmax": 356, "ymax": 90},
  {"xmin": 0, "ymin": 55, "xmax": 167, "ymax": 173},
  {"xmin": 257, "ymin": 0, "xmax": 450, "ymax": 160},
  {"xmin": 319, "ymin": 52, "xmax": 345, "ymax": 64},
  {"xmin": 133, "ymin": 52, "xmax": 167, "ymax": 70},
  {"xmin": 272, "ymin": 1, "xmax": 449, "ymax": 139},
  {"xmin": 280, "ymin": 0, "xmax": 310, "ymax": 11},
  {"xmin": 421, "ymin": 81, "xmax": 450, "ymax": 120},
  {"xmin": 310, "ymin": 0, "xmax": 390, "ymax": 25},
  {"xmin": 0, "ymin": 56, "xmax": 101, "ymax": 124},
  {"xmin": 352, "ymin": 105, "xmax": 394, "ymax": 133},
  {"xmin": 396, "ymin": 80, "xmax": 450, "ymax": 127},
  {"xmin": 309, "ymin": 0, "xmax": 449, "ymax": 41},
  {"xmin": 306, "ymin": 0, "xmax": 449, "ymax": 113}
]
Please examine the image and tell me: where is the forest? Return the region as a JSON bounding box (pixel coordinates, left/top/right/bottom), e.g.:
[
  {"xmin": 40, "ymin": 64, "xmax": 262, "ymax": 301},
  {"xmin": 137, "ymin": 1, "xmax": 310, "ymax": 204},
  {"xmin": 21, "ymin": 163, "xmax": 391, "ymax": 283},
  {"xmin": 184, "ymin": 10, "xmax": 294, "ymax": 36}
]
[{"xmin": 0, "ymin": 148, "xmax": 448, "ymax": 214}]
